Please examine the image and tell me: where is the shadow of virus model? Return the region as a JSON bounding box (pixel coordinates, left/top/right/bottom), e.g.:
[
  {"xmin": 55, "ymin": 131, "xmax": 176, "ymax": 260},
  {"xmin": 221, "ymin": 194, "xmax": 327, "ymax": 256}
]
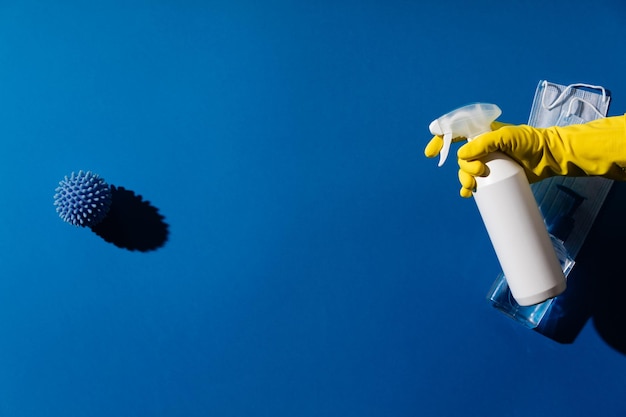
[
  {"xmin": 54, "ymin": 170, "xmax": 112, "ymax": 227},
  {"xmin": 91, "ymin": 186, "xmax": 169, "ymax": 252},
  {"xmin": 54, "ymin": 170, "xmax": 169, "ymax": 251}
]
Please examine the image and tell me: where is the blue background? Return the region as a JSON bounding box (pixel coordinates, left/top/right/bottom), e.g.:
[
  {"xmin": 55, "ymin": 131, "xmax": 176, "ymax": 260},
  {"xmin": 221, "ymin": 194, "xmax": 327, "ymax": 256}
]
[{"xmin": 1, "ymin": 1, "xmax": 625, "ymax": 416}]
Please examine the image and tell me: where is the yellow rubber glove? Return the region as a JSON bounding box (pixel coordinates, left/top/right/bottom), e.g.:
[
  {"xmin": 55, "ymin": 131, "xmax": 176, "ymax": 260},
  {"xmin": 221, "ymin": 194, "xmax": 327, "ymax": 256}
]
[{"xmin": 425, "ymin": 115, "xmax": 626, "ymax": 197}]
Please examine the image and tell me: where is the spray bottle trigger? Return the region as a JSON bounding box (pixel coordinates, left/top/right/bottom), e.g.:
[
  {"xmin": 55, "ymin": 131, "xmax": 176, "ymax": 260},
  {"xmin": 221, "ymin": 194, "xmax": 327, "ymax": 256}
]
[{"xmin": 438, "ymin": 132, "xmax": 452, "ymax": 167}]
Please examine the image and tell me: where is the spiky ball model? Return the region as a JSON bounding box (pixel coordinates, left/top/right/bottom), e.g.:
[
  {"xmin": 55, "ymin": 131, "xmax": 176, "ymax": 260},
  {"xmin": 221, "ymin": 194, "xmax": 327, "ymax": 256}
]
[{"xmin": 54, "ymin": 171, "xmax": 113, "ymax": 227}]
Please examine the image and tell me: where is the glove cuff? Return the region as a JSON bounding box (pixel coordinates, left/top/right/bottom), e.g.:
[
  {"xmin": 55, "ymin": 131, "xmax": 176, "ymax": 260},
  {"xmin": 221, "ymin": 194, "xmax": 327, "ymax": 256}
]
[{"xmin": 548, "ymin": 115, "xmax": 626, "ymax": 180}]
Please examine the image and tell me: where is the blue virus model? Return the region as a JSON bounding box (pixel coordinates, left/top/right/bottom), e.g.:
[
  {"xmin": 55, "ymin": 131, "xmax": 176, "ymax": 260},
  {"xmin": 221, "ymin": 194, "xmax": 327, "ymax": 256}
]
[{"xmin": 54, "ymin": 170, "xmax": 113, "ymax": 227}]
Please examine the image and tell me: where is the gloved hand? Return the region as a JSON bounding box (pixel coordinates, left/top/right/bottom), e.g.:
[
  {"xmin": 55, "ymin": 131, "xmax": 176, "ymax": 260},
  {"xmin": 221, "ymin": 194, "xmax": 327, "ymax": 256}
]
[{"xmin": 425, "ymin": 115, "xmax": 626, "ymax": 197}]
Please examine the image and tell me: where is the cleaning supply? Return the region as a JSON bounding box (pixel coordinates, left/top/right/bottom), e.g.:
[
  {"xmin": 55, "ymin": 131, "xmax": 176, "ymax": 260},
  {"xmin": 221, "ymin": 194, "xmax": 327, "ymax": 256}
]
[
  {"xmin": 488, "ymin": 80, "xmax": 614, "ymax": 329},
  {"xmin": 428, "ymin": 103, "xmax": 566, "ymax": 306}
]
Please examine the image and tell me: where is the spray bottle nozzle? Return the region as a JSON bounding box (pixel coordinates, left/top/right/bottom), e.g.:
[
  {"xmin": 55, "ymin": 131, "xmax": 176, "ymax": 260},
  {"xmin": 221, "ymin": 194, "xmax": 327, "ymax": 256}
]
[{"xmin": 429, "ymin": 103, "xmax": 502, "ymax": 166}]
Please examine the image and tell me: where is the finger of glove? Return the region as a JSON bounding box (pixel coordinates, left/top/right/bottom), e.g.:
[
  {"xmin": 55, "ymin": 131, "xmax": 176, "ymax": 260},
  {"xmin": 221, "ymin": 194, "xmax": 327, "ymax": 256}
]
[
  {"xmin": 460, "ymin": 187, "xmax": 473, "ymax": 198},
  {"xmin": 424, "ymin": 135, "xmax": 443, "ymax": 158},
  {"xmin": 458, "ymin": 158, "xmax": 487, "ymax": 177},
  {"xmin": 457, "ymin": 131, "xmax": 503, "ymax": 161},
  {"xmin": 458, "ymin": 168, "xmax": 476, "ymax": 191},
  {"xmin": 459, "ymin": 169, "xmax": 475, "ymax": 198},
  {"xmin": 425, "ymin": 134, "xmax": 469, "ymax": 158}
]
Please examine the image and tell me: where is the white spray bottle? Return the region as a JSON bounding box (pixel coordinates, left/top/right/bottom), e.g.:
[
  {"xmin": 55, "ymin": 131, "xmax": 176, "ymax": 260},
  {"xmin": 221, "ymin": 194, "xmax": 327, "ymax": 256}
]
[{"xmin": 429, "ymin": 103, "xmax": 566, "ymax": 306}]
